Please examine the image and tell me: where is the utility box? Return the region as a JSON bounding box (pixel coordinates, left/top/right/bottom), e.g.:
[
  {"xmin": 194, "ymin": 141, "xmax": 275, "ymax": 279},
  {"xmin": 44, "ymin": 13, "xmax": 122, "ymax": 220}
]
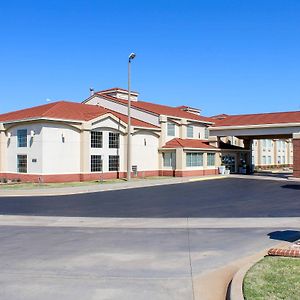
[{"xmin": 132, "ymin": 165, "xmax": 138, "ymax": 177}]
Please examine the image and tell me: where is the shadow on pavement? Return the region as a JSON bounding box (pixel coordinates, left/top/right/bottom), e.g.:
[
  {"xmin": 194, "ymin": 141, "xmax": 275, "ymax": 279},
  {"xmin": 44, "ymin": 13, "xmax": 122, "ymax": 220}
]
[
  {"xmin": 281, "ymin": 184, "xmax": 300, "ymax": 190},
  {"xmin": 268, "ymin": 230, "xmax": 300, "ymax": 242}
]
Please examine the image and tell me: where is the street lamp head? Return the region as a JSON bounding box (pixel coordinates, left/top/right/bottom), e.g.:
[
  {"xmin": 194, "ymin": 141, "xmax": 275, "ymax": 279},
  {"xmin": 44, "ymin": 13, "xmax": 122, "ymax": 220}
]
[{"xmin": 129, "ymin": 52, "xmax": 136, "ymax": 61}]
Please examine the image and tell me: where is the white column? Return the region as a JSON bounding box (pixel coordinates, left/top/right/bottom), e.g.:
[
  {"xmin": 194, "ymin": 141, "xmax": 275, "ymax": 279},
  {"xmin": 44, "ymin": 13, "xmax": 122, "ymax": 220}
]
[{"xmin": 0, "ymin": 123, "xmax": 7, "ymax": 173}]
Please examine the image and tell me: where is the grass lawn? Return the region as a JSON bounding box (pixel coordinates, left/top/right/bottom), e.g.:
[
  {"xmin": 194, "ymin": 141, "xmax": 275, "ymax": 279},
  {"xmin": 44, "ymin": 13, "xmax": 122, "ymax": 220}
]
[
  {"xmin": 243, "ymin": 256, "xmax": 300, "ymax": 300},
  {"xmin": 0, "ymin": 176, "xmax": 173, "ymax": 190}
]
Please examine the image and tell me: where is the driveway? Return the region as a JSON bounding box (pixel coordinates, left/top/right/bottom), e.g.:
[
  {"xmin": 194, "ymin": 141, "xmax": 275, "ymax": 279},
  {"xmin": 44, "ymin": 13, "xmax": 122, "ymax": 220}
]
[
  {"xmin": 0, "ymin": 178, "xmax": 299, "ymax": 300},
  {"xmin": 0, "ymin": 178, "xmax": 299, "ymax": 217}
]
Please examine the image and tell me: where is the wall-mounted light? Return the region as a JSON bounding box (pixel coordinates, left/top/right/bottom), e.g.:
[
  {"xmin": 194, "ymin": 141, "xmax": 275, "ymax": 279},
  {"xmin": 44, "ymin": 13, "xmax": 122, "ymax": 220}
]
[
  {"xmin": 61, "ymin": 133, "xmax": 65, "ymax": 143},
  {"xmin": 7, "ymin": 132, "xmax": 11, "ymax": 139},
  {"xmin": 30, "ymin": 130, "xmax": 35, "ymax": 137}
]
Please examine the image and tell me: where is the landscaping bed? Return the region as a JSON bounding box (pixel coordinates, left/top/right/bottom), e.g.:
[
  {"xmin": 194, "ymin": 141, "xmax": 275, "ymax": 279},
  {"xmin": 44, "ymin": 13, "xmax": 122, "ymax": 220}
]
[{"xmin": 243, "ymin": 256, "xmax": 300, "ymax": 300}]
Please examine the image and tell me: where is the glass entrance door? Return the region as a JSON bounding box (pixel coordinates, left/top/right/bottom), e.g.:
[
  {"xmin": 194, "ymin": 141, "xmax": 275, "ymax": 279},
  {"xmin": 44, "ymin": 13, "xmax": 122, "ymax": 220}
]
[{"xmin": 221, "ymin": 154, "xmax": 236, "ymax": 173}]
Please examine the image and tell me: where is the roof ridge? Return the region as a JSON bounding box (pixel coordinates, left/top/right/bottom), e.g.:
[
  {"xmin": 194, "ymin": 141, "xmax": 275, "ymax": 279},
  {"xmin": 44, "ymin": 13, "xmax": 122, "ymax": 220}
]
[
  {"xmin": 224, "ymin": 110, "xmax": 300, "ymax": 118},
  {"xmin": 0, "ymin": 100, "xmax": 61, "ymax": 118},
  {"xmin": 176, "ymin": 138, "xmax": 185, "ymax": 147},
  {"xmin": 97, "ymin": 93, "xmax": 213, "ymax": 123},
  {"xmin": 40, "ymin": 101, "xmax": 67, "ymax": 118}
]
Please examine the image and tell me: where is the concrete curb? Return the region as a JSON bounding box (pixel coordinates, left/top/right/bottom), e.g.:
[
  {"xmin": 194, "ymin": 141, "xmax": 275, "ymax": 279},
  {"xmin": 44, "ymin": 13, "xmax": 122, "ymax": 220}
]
[{"xmin": 229, "ymin": 262, "xmax": 255, "ymax": 300}]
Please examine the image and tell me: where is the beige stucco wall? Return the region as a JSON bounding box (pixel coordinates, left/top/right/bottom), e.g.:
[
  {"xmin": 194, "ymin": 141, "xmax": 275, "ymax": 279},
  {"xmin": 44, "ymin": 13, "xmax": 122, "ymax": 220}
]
[
  {"xmin": 6, "ymin": 123, "xmax": 44, "ymax": 174},
  {"xmin": 131, "ymin": 131, "xmax": 159, "ymax": 171},
  {"xmin": 41, "ymin": 123, "xmax": 81, "ymax": 174}
]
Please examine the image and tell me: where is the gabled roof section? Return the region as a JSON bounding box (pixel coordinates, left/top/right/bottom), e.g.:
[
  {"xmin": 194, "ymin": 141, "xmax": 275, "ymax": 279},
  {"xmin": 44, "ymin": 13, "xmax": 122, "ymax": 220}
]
[
  {"xmin": 0, "ymin": 101, "xmax": 159, "ymax": 129},
  {"xmin": 96, "ymin": 87, "xmax": 139, "ymax": 95},
  {"xmin": 94, "ymin": 93, "xmax": 214, "ymax": 124},
  {"xmin": 210, "ymin": 114, "xmax": 229, "ymax": 120},
  {"xmin": 162, "ymin": 138, "xmax": 216, "ymax": 149},
  {"xmin": 213, "ymin": 111, "xmax": 300, "ymax": 127}
]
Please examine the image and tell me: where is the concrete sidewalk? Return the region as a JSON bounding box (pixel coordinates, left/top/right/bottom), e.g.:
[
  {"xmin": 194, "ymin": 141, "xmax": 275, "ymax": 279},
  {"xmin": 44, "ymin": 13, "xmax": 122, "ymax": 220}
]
[{"xmin": 0, "ymin": 173, "xmax": 293, "ymax": 197}]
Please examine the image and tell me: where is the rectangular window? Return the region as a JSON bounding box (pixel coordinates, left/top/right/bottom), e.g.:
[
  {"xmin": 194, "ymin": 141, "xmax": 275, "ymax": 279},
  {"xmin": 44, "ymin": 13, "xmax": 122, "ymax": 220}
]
[
  {"xmin": 109, "ymin": 155, "xmax": 119, "ymax": 171},
  {"xmin": 91, "ymin": 155, "xmax": 102, "ymax": 172},
  {"xmin": 267, "ymin": 156, "xmax": 272, "ymax": 164},
  {"xmin": 267, "ymin": 140, "xmax": 272, "ymax": 148},
  {"xmin": 167, "ymin": 122, "xmax": 175, "ymax": 136},
  {"xmin": 163, "ymin": 152, "xmax": 172, "ymax": 167},
  {"xmin": 282, "ymin": 156, "xmax": 286, "ymax": 164},
  {"xmin": 262, "ymin": 156, "xmax": 266, "ymax": 164},
  {"xmin": 277, "ymin": 140, "xmax": 281, "ymax": 149},
  {"xmin": 186, "ymin": 152, "xmax": 203, "ymax": 167},
  {"xmin": 207, "ymin": 153, "xmax": 215, "ymax": 166},
  {"xmin": 109, "ymin": 132, "xmax": 120, "ymax": 148},
  {"xmin": 204, "ymin": 128, "xmax": 209, "ymax": 139},
  {"xmin": 186, "ymin": 125, "xmax": 193, "ymax": 138},
  {"xmin": 91, "ymin": 131, "xmax": 102, "ymax": 148},
  {"xmin": 17, "ymin": 154, "xmax": 27, "ymax": 173},
  {"xmin": 17, "ymin": 129, "xmax": 27, "ymax": 147}
]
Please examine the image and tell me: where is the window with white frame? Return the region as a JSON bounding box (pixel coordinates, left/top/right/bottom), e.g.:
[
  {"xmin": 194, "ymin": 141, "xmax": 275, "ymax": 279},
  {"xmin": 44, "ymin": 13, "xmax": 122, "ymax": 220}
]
[
  {"xmin": 109, "ymin": 132, "xmax": 119, "ymax": 148},
  {"xmin": 91, "ymin": 131, "xmax": 103, "ymax": 148},
  {"xmin": 207, "ymin": 153, "xmax": 215, "ymax": 166},
  {"xmin": 91, "ymin": 155, "xmax": 102, "ymax": 172},
  {"xmin": 204, "ymin": 128, "xmax": 209, "ymax": 139},
  {"xmin": 17, "ymin": 129, "xmax": 27, "ymax": 147},
  {"xmin": 109, "ymin": 155, "xmax": 119, "ymax": 171},
  {"xmin": 186, "ymin": 125, "xmax": 193, "ymax": 138},
  {"xmin": 262, "ymin": 156, "xmax": 266, "ymax": 164},
  {"xmin": 167, "ymin": 122, "xmax": 175, "ymax": 136},
  {"xmin": 17, "ymin": 154, "xmax": 27, "ymax": 173},
  {"xmin": 186, "ymin": 152, "xmax": 203, "ymax": 167}
]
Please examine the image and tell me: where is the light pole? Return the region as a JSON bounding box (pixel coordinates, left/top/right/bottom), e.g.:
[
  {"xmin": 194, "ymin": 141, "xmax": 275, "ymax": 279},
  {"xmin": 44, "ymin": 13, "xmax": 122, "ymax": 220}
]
[{"xmin": 127, "ymin": 52, "xmax": 136, "ymax": 181}]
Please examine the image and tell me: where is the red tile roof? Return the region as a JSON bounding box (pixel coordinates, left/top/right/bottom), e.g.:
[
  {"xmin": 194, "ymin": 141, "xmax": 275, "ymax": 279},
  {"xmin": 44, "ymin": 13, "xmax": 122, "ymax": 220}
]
[
  {"xmin": 0, "ymin": 101, "xmax": 158, "ymax": 129},
  {"xmin": 213, "ymin": 111, "xmax": 300, "ymax": 127},
  {"xmin": 96, "ymin": 93, "xmax": 214, "ymax": 124},
  {"xmin": 162, "ymin": 138, "xmax": 216, "ymax": 149}
]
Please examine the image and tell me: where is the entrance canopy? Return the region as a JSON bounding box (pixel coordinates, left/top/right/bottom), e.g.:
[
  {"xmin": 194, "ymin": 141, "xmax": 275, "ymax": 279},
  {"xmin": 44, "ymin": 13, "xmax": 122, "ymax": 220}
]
[
  {"xmin": 209, "ymin": 110, "xmax": 300, "ymax": 178},
  {"xmin": 210, "ymin": 111, "xmax": 300, "ymax": 139}
]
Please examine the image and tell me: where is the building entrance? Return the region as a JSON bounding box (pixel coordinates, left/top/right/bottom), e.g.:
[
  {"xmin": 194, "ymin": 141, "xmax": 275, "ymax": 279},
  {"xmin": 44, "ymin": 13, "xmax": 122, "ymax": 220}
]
[{"xmin": 221, "ymin": 154, "xmax": 236, "ymax": 173}]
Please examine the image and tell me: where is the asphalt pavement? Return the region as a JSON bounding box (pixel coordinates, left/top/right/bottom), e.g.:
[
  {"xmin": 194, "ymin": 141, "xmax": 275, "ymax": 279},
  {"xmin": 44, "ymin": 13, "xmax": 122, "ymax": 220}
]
[{"xmin": 0, "ymin": 178, "xmax": 299, "ymax": 217}]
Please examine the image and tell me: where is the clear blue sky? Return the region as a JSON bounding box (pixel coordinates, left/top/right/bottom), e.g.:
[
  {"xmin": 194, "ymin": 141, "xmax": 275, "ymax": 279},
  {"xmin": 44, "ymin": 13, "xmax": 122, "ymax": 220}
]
[{"xmin": 1, "ymin": 0, "xmax": 300, "ymax": 116}]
